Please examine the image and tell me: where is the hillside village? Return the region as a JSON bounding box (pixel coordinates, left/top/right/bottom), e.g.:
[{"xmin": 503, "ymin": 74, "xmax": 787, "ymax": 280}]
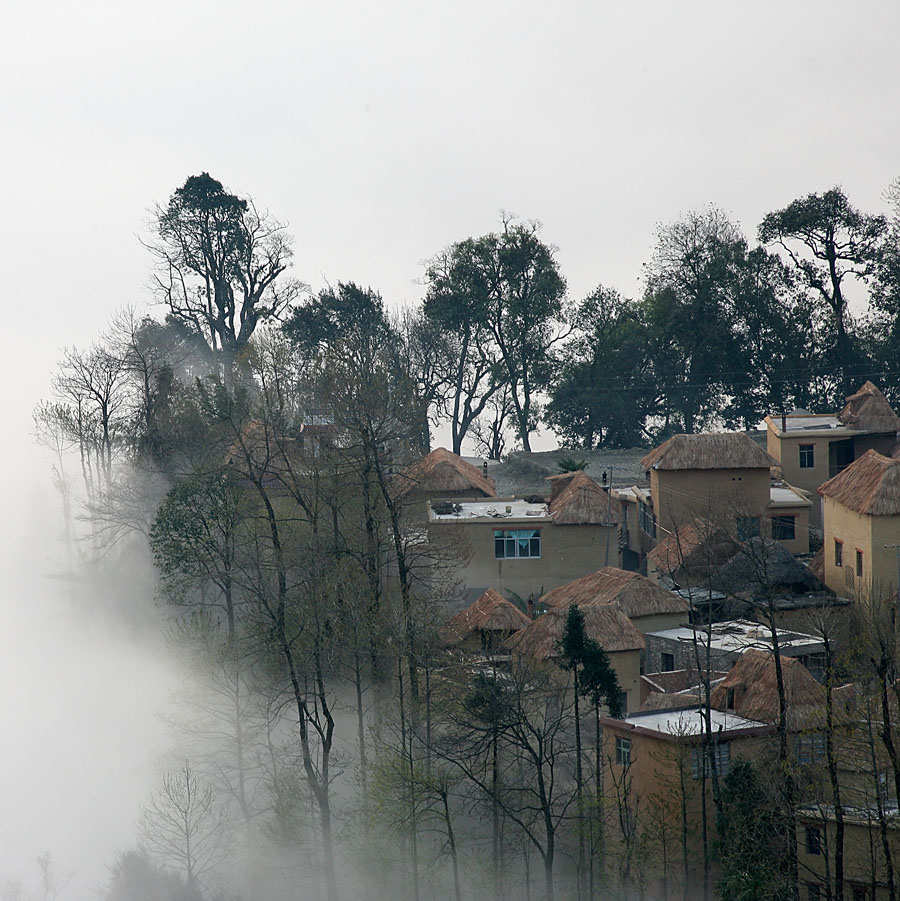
[
  {"xmin": 35, "ymin": 173, "xmax": 900, "ymax": 901},
  {"xmin": 403, "ymin": 380, "xmax": 900, "ymax": 901}
]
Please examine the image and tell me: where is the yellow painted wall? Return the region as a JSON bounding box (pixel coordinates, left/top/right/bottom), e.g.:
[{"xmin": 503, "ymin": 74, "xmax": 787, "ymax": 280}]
[
  {"xmin": 822, "ymin": 495, "xmax": 874, "ymax": 599},
  {"xmin": 434, "ymin": 519, "xmax": 621, "ymax": 602},
  {"xmin": 768, "ymin": 503, "xmax": 811, "ymax": 555},
  {"xmin": 651, "ymin": 467, "xmax": 770, "ymax": 535}
]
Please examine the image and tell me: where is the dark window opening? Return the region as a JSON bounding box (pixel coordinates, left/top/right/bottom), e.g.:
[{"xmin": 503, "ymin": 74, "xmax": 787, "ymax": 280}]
[
  {"xmin": 834, "ymin": 540, "xmax": 843, "ymax": 567},
  {"xmin": 772, "ymin": 515, "xmax": 796, "ymax": 541},
  {"xmin": 805, "ymin": 826, "xmax": 822, "ymax": 855},
  {"xmin": 737, "ymin": 516, "xmax": 761, "ymax": 541},
  {"xmin": 799, "ymin": 444, "xmax": 815, "ymax": 468}
]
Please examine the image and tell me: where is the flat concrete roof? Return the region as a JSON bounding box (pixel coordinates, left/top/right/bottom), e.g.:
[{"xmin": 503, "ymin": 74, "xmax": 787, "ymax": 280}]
[
  {"xmin": 614, "ymin": 485, "xmax": 651, "ymax": 504},
  {"xmin": 770, "ymin": 484, "xmax": 813, "ymax": 507},
  {"xmin": 622, "ymin": 707, "xmax": 767, "ymax": 736},
  {"xmin": 647, "ymin": 619, "xmax": 823, "ymax": 655},
  {"xmin": 766, "ymin": 413, "xmax": 878, "ymax": 438},
  {"xmin": 429, "ymin": 497, "xmax": 549, "ymax": 523}
]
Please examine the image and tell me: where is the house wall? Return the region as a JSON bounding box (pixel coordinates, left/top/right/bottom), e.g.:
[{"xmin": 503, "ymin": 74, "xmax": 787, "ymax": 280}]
[
  {"xmin": 611, "ymin": 648, "xmax": 642, "ymax": 715},
  {"xmin": 822, "ymin": 496, "xmax": 875, "ymax": 599},
  {"xmin": 868, "ymin": 513, "xmax": 900, "ymax": 600},
  {"xmin": 768, "ymin": 502, "xmax": 812, "ymax": 555},
  {"xmin": 433, "ymin": 519, "xmax": 621, "ymax": 602},
  {"xmin": 797, "ymin": 815, "xmax": 900, "ymax": 900},
  {"xmin": 650, "ymin": 467, "xmax": 770, "ymax": 535},
  {"xmin": 767, "ymin": 421, "xmax": 896, "ymax": 531},
  {"xmin": 601, "ymin": 722, "xmax": 770, "ymax": 898},
  {"xmin": 628, "ymin": 611, "xmax": 689, "ymax": 637}
]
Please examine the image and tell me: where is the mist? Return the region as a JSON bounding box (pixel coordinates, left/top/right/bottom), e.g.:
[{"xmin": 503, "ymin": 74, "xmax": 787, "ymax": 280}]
[{"xmin": 0, "ymin": 429, "xmax": 177, "ymax": 896}]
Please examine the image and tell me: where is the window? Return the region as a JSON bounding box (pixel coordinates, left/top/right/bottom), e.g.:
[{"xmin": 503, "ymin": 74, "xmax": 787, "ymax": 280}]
[
  {"xmin": 771, "ymin": 515, "xmax": 796, "ymax": 541},
  {"xmin": 615, "ymin": 737, "xmax": 632, "ymax": 767},
  {"xmin": 852, "ymin": 888, "xmax": 868, "ymax": 901},
  {"xmin": 805, "ymin": 826, "xmax": 822, "ymax": 855},
  {"xmin": 691, "ymin": 743, "xmax": 730, "ymax": 779},
  {"xmin": 772, "ymin": 516, "xmax": 797, "ymax": 541},
  {"xmin": 661, "ymin": 652, "xmax": 675, "ymax": 672},
  {"xmin": 795, "ymin": 733, "xmax": 826, "ymax": 765},
  {"xmin": 834, "ymin": 539, "xmax": 843, "ymax": 567},
  {"xmin": 799, "ymin": 444, "xmax": 815, "ymax": 468},
  {"xmin": 807, "ymin": 884, "xmax": 821, "ymax": 901},
  {"xmin": 856, "ymin": 549, "xmax": 864, "ymax": 578},
  {"xmin": 494, "ymin": 529, "xmax": 541, "ymax": 559},
  {"xmin": 737, "ymin": 516, "xmax": 760, "ymax": 541},
  {"xmin": 638, "ymin": 501, "xmax": 656, "ymax": 538},
  {"xmin": 726, "ymin": 688, "xmax": 736, "ymax": 710}
]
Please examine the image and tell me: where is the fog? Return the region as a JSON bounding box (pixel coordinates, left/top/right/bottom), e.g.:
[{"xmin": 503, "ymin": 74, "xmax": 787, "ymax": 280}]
[
  {"xmin": 2, "ymin": 1, "xmax": 899, "ymax": 896},
  {"xmin": 0, "ymin": 428, "xmax": 176, "ymax": 895}
]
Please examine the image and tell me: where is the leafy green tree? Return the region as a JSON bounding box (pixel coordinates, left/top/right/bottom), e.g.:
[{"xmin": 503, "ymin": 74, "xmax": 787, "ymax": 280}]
[
  {"xmin": 546, "ymin": 287, "xmax": 653, "ymax": 448},
  {"xmin": 425, "ymin": 216, "xmax": 567, "ymax": 451},
  {"xmin": 759, "ymin": 187, "xmax": 887, "ymax": 399},
  {"xmin": 642, "ymin": 207, "xmax": 749, "ymax": 436},
  {"xmin": 149, "ymin": 173, "xmax": 303, "ymax": 369},
  {"xmin": 423, "ymin": 244, "xmax": 504, "ymax": 453},
  {"xmin": 716, "ymin": 759, "xmax": 791, "ymax": 901}
]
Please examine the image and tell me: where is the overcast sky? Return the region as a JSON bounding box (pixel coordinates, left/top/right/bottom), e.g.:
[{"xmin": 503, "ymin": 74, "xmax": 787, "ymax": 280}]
[{"xmin": 2, "ymin": 0, "xmax": 899, "ymax": 891}]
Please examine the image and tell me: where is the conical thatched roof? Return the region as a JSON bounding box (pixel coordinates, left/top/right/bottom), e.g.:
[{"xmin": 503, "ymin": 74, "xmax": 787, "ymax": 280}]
[
  {"xmin": 710, "ymin": 649, "xmax": 824, "ymax": 731},
  {"xmin": 839, "ymin": 381, "xmax": 900, "ymax": 433},
  {"xmin": 442, "ymin": 589, "xmax": 531, "ymax": 645},
  {"xmin": 541, "ymin": 567, "xmax": 689, "ymax": 618},
  {"xmin": 546, "ymin": 470, "xmax": 621, "ymax": 525},
  {"xmin": 711, "ymin": 537, "xmax": 824, "ymax": 597},
  {"xmin": 640, "ymin": 433, "xmax": 776, "ymax": 472},
  {"xmin": 394, "ymin": 448, "xmax": 496, "ymax": 498},
  {"xmin": 818, "ymin": 449, "xmax": 900, "ymax": 516},
  {"xmin": 647, "ymin": 521, "xmax": 736, "ymax": 578},
  {"xmin": 506, "ymin": 604, "xmax": 645, "ymax": 660}
]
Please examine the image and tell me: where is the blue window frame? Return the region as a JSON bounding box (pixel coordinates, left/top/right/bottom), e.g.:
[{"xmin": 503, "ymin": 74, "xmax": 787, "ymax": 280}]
[{"xmin": 494, "ymin": 529, "xmax": 541, "ymax": 559}]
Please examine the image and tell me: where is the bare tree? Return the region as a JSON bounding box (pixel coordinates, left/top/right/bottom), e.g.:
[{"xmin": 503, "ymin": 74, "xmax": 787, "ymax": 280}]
[{"xmin": 139, "ymin": 760, "xmax": 229, "ymax": 895}]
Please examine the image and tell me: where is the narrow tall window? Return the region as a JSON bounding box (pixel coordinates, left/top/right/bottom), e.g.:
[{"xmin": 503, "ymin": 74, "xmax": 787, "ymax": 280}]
[
  {"xmin": 856, "ymin": 549, "xmax": 863, "ymax": 578},
  {"xmin": 799, "ymin": 444, "xmax": 815, "ymax": 468},
  {"xmin": 805, "ymin": 826, "xmax": 822, "ymax": 855},
  {"xmin": 834, "ymin": 540, "xmax": 843, "ymax": 567}
]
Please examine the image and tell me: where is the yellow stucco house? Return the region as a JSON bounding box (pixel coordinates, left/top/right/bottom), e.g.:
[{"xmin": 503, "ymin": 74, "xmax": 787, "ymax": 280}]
[
  {"xmin": 765, "ymin": 382, "xmax": 900, "ymax": 532},
  {"xmin": 819, "ymin": 449, "xmax": 900, "ymax": 601},
  {"xmin": 639, "ymin": 432, "xmax": 812, "ymax": 554}
]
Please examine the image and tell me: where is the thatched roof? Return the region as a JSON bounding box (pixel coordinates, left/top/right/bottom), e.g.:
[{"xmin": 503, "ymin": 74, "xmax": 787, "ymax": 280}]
[
  {"xmin": 541, "ymin": 567, "xmax": 689, "ymax": 619},
  {"xmin": 640, "ymin": 691, "xmax": 704, "ymax": 712},
  {"xmin": 711, "ymin": 537, "xmax": 825, "ymax": 597},
  {"xmin": 839, "ymin": 381, "xmax": 900, "ymax": 433},
  {"xmin": 647, "ymin": 521, "xmax": 736, "ymax": 578},
  {"xmin": 394, "ymin": 448, "xmax": 496, "ymax": 498},
  {"xmin": 640, "ymin": 433, "xmax": 776, "ymax": 472},
  {"xmin": 710, "ymin": 649, "xmax": 824, "ymax": 731},
  {"xmin": 442, "ymin": 589, "xmax": 531, "ymax": 645},
  {"xmin": 818, "ymin": 449, "xmax": 900, "ymax": 516},
  {"xmin": 506, "ymin": 604, "xmax": 645, "ymax": 660},
  {"xmin": 546, "ymin": 470, "xmax": 621, "ymax": 525}
]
